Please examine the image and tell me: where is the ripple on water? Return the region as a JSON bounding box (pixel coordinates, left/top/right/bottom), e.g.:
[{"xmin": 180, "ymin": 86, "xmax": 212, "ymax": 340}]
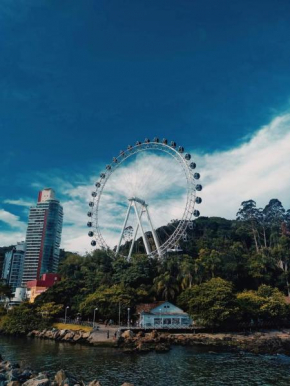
[{"xmin": 1, "ymin": 336, "xmax": 290, "ymax": 386}]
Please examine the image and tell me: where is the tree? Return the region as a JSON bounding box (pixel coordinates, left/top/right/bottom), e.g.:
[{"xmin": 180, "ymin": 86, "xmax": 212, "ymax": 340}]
[
  {"xmin": 185, "ymin": 278, "xmax": 238, "ymax": 327},
  {"xmin": 272, "ymin": 235, "xmax": 290, "ymax": 296},
  {"xmin": 154, "ymin": 272, "xmax": 180, "ymax": 301},
  {"xmin": 1, "ymin": 303, "xmax": 50, "ymax": 334},
  {"xmin": 78, "ymin": 284, "xmax": 143, "ymax": 321},
  {"xmin": 36, "ymin": 302, "xmax": 63, "ymax": 319},
  {"xmin": 178, "ymin": 255, "xmax": 195, "ymax": 289},
  {"xmin": 197, "ymin": 248, "xmax": 221, "ymax": 278},
  {"xmin": 236, "ymin": 200, "xmax": 260, "ymax": 252},
  {"xmin": 0, "ymin": 281, "xmax": 12, "ymax": 307},
  {"xmin": 236, "ymin": 285, "xmax": 289, "ymax": 324}
]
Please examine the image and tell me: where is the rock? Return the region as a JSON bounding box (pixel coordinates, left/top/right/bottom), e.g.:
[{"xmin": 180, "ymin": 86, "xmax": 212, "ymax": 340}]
[
  {"xmin": 19, "ymin": 370, "xmax": 33, "ymax": 382},
  {"xmin": 7, "ymin": 369, "xmax": 21, "ymax": 381},
  {"xmin": 121, "ymin": 330, "xmax": 135, "ymax": 339},
  {"xmin": 63, "ymin": 332, "xmax": 74, "ymax": 341},
  {"xmin": 34, "ymin": 374, "xmax": 48, "ymax": 381},
  {"xmin": 54, "ymin": 370, "xmax": 78, "ymax": 386},
  {"xmin": 136, "ymin": 342, "xmax": 151, "ymax": 353},
  {"xmin": 88, "ymin": 381, "xmax": 102, "ymax": 386},
  {"xmin": 155, "ymin": 343, "xmax": 170, "ymax": 353},
  {"xmin": 7, "ymin": 382, "xmax": 21, "ymax": 386},
  {"xmin": 147, "ymin": 330, "xmax": 158, "ymax": 339},
  {"xmin": 22, "ymin": 378, "xmax": 50, "ymax": 386},
  {"xmin": 73, "ymin": 334, "xmax": 81, "ymax": 342},
  {"xmin": 55, "ymin": 370, "xmax": 66, "ymax": 385}
]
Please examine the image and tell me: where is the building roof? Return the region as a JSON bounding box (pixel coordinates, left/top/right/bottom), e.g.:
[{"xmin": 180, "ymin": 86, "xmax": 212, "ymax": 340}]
[
  {"xmin": 137, "ymin": 301, "xmax": 188, "ymax": 316},
  {"xmin": 26, "ymin": 273, "xmax": 60, "ymax": 288},
  {"xmin": 136, "ymin": 301, "xmax": 166, "ymax": 314}
]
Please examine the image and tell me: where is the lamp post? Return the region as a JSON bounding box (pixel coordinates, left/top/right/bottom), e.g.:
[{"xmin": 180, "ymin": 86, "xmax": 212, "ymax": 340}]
[
  {"xmin": 93, "ymin": 307, "xmax": 98, "ymax": 328},
  {"xmin": 65, "ymin": 306, "xmax": 69, "ymax": 324},
  {"xmin": 118, "ymin": 301, "xmax": 121, "ymax": 327},
  {"xmin": 159, "ymin": 308, "xmax": 162, "ymax": 329},
  {"xmin": 127, "ymin": 307, "xmax": 130, "ymax": 329}
]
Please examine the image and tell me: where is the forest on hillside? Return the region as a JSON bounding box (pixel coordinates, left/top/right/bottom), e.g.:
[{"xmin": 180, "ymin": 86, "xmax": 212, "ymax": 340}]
[{"xmin": 1, "ymin": 198, "xmax": 290, "ymax": 333}]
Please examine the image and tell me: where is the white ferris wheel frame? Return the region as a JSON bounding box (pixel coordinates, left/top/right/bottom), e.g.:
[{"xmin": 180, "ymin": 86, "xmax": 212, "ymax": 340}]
[{"xmin": 88, "ymin": 140, "xmax": 200, "ymax": 258}]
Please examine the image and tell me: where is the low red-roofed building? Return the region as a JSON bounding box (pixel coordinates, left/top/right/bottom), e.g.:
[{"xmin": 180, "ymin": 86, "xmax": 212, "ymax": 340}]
[{"xmin": 26, "ymin": 273, "xmax": 61, "ymax": 302}]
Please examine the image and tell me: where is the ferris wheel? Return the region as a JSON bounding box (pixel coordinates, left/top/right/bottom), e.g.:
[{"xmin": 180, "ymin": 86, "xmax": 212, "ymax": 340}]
[{"xmin": 87, "ymin": 137, "xmax": 202, "ymax": 259}]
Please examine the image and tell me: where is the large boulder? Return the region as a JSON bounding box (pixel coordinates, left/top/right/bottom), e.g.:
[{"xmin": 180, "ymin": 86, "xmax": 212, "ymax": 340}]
[
  {"xmin": 120, "ymin": 383, "xmax": 134, "ymax": 386},
  {"xmin": 54, "ymin": 370, "xmax": 78, "ymax": 386},
  {"xmin": 88, "ymin": 381, "xmax": 102, "ymax": 386},
  {"xmin": 80, "ymin": 332, "xmax": 90, "ymax": 340},
  {"xmin": 145, "ymin": 330, "xmax": 159, "ymax": 340},
  {"xmin": 63, "ymin": 332, "xmax": 75, "ymax": 341},
  {"xmin": 121, "ymin": 330, "xmax": 135, "ymax": 339},
  {"xmin": 7, "ymin": 369, "xmax": 21, "ymax": 381},
  {"xmin": 7, "ymin": 382, "xmax": 20, "ymax": 386},
  {"xmin": 22, "ymin": 378, "xmax": 50, "ymax": 386}
]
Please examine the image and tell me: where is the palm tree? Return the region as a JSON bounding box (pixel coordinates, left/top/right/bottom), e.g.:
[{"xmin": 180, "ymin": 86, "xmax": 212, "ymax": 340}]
[
  {"xmin": 153, "ymin": 273, "xmax": 179, "ymax": 301},
  {"xmin": 178, "ymin": 255, "xmax": 195, "ymax": 289}
]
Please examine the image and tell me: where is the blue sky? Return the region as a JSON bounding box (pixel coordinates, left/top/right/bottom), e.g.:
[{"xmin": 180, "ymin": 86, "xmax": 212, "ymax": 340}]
[{"xmin": 1, "ymin": 0, "xmax": 290, "ymax": 251}]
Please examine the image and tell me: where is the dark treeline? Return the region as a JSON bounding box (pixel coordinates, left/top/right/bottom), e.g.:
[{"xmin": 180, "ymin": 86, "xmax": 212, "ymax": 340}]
[{"xmin": 1, "ymin": 198, "xmax": 290, "ymax": 332}]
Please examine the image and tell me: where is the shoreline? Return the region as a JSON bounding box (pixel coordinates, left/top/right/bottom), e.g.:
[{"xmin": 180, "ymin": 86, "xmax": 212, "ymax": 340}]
[{"xmin": 15, "ymin": 327, "xmax": 290, "ymax": 355}]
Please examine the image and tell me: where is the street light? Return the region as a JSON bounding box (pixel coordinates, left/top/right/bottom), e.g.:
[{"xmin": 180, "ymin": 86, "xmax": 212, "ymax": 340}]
[
  {"xmin": 127, "ymin": 307, "xmax": 130, "ymax": 329},
  {"xmin": 159, "ymin": 308, "xmax": 162, "ymax": 329},
  {"xmin": 118, "ymin": 301, "xmax": 121, "ymax": 327},
  {"xmin": 93, "ymin": 307, "xmax": 98, "ymax": 328},
  {"xmin": 65, "ymin": 306, "xmax": 69, "ymax": 324}
]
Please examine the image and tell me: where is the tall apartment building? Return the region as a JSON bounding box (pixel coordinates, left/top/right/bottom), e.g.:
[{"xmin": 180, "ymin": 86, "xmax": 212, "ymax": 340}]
[
  {"xmin": 1, "ymin": 241, "xmax": 26, "ymax": 292},
  {"xmin": 22, "ymin": 188, "xmax": 63, "ymax": 285}
]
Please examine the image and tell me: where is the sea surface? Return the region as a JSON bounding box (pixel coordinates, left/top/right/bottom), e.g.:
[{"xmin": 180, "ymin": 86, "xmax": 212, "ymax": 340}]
[{"xmin": 1, "ymin": 335, "xmax": 290, "ymax": 386}]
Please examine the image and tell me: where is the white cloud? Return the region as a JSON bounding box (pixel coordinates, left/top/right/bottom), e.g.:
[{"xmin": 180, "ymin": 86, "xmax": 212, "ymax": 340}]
[
  {"xmin": 2, "ymin": 113, "xmax": 290, "ymax": 254},
  {"xmin": 3, "ymin": 199, "xmax": 32, "ymax": 207},
  {"xmin": 0, "ymin": 209, "xmax": 27, "ymax": 230},
  {"xmin": 196, "ymin": 114, "xmax": 290, "ymax": 218},
  {"xmin": 0, "ymin": 209, "xmax": 26, "ymax": 247},
  {"xmin": 61, "ymin": 113, "xmax": 290, "ymax": 253}
]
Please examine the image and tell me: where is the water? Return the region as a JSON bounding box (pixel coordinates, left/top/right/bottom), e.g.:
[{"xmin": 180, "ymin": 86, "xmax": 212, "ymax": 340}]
[{"xmin": 1, "ymin": 335, "xmax": 290, "ymax": 386}]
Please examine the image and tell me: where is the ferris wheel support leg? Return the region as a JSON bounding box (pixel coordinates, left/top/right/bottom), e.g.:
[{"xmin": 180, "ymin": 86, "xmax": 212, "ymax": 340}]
[
  {"xmin": 128, "ymin": 223, "xmax": 139, "ymax": 260},
  {"xmin": 128, "ymin": 208, "xmax": 144, "ymax": 260},
  {"xmin": 116, "ymin": 202, "xmax": 132, "ymax": 255},
  {"xmin": 133, "ymin": 201, "xmax": 151, "ymax": 255},
  {"xmin": 145, "ymin": 206, "xmax": 162, "ymax": 258}
]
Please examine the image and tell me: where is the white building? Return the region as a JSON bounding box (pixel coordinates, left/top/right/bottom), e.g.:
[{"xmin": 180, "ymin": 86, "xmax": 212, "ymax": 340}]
[{"xmin": 137, "ymin": 301, "xmax": 192, "ymax": 329}]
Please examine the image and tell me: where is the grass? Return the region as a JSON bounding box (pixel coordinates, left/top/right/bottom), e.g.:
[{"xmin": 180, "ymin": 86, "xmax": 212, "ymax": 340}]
[{"xmin": 53, "ymin": 323, "xmax": 93, "ymax": 332}]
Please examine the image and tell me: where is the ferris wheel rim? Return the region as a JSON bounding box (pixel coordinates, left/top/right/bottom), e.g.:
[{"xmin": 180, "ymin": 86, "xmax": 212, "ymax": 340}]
[{"xmin": 88, "ymin": 139, "xmax": 201, "ymax": 258}]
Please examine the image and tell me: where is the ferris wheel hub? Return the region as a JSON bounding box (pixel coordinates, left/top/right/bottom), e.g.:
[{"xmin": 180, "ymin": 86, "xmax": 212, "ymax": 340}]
[{"xmin": 128, "ymin": 197, "xmax": 147, "ymax": 206}]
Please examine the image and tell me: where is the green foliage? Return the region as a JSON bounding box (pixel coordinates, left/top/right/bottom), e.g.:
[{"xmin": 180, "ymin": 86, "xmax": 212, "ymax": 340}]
[
  {"xmin": 36, "ymin": 302, "xmax": 63, "ymax": 318},
  {"xmin": 0, "ymin": 280, "xmax": 12, "ymax": 300},
  {"xmin": 1, "ymin": 303, "xmax": 51, "ymax": 334},
  {"xmin": 236, "ymin": 285, "xmax": 289, "ymax": 323},
  {"xmin": 179, "ymin": 278, "xmax": 238, "ymax": 327},
  {"xmin": 27, "ymin": 198, "xmax": 290, "ymax": 329}
]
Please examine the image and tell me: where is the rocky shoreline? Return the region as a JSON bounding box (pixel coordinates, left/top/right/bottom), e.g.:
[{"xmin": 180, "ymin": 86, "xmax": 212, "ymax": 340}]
[
  {"xmin": 26, "ymin": 328, "xmax": 290, "ymax": 355},
  {"xmin": 0, "ymin": 356, "xmax": 133, "ymax": 386}
]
